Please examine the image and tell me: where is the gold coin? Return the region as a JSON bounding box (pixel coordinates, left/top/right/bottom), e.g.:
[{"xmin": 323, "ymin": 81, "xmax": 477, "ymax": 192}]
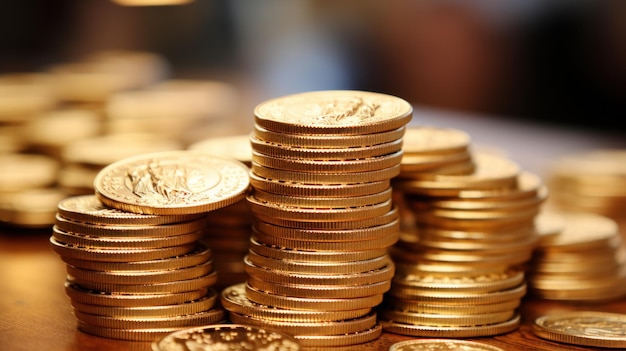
[
  {"xmin": 251, "ymin": 135, "xmax": 403, "ymax": 160},
  {"xmin": 57, "ymin": 195, "xmax": 203, "ymax": 226},
  {"xmin": 392, "ymin": 269, "xmax": 524, "ymax": 293},
  {"xmin": 388, "ymin": 283, "xmax": 526, "ymax": 305},
  {"xmin": 247, "ymin": 195, "xmax": 392, "ymax": 222},
  {"xmin": 253, "ymin": 206, "xmax": 398, "ymax": 230},
  {"xmin": 70, "ymin": 271, "xmax": 218, "ymax": 294},
  {"xmin": 251, "ymin": 187, "xmax": 392, "ymax": 209},
  {"xmin": 293, "ymin": 324, "xmax": 382, "ymax": 348},
  {"xmin": 228, "ymin": 310, "xmax": 378, "ymax": 336},
  {"xmin": 533, "ymin": 311, "xmax": 626, "ymax": 349},
  {"xmin": 187, "ymin": 134, "xmax": 252, "ymax": 166},
  {"xmin": 388, "ymin": 298, "xmax": 520, "ymax": 315},
  {"xmin": 248, "ymin": 276, "xmax": 390, "ymax": 299},
  {"xmin": 152, "ymin": 324, "xmax": 300, "ymax": 351},
  {"xmin": 252, "ymin": 162, "xmax": 401, "ymax": 184},
  {"xmin": 66, "ymin": 259, "xmax": 213, "ymax": 285},
  {"xmin": 73, "ymin": 307, "xmax": 225, "ymax": 329},
  {"xmin": 71, "ymin": 290, "xmax": 217, "ymax": 318},
  {"xmin": 64, "ymin": 281, "xmax": 209, "ymax": 307},
  {"xmin": 252, "ymin": 231, "xmax": 399, "ymax": 251},
  {"xmin": 94, "ymin": 150, "xmax": 250, "ymax": 215},
  {"xmin": 254, "ymin": 219, "xmax": 399, "ymax": 242},
  {"xmin": 54, "ymin": 214, "xmax": 208, "ymax": 238},
  {"xmin": 220, "ymin": 284, "xmax": 370, "ymax": 322},
  {"xmin": 250, "ymin": 172, "xmax": 390, "ymax": 197},
  {"xmin": 246, "ymin": 251, "xmax": 391, "ymax": 275},
  {"xmin": 0, "ymin": 153, "xmax": 59, "ymax": 192},
  {"xmin": 539, "ymin": 211, "xmax": 619, "ymax": 250},
  {"xmin": 380, "ymin": 309, "xmax": 514, "ymax": 327},
  {"xmin": 77, "ymin": 324, "xmax": 182, "ymax": 342},
  {"xmin": 251, "ymin": 150, "xmax": 404, "ymax": 173},
  {"xmin": 60, "ymin": 244, "xmax": 211, "ymax": 271},
  {"xmin": 0, "ymin": 188, "xmax": 67, "ymax": 228},
  {"xmin": 245, "ymin": 284, "xmax": 383, "ymax": 311},
  {"xmin": 402, "ymin": 126, "xmax": 471, "ymax": 155},
  {"xmin": 389, "ymin": 339, "xmax": 505, "ymax": 351},
  {"xmin": 382, "ymin": 313, "xmax": 520, "ymax": 338},
  {"xmin": 50, "ymin": 236, "xmax": 196, "ymax": 262},
  {"xmin": 394, "ymin": 153, "xmax": 519, "ymax": 196},
  {"xmin": 400, "ymin": 151, "xmax": 472, "ymax": 174},
  {"xmin": 254, "ymin": 90, "xmax": 412, "ymax": 135},
  {"xmin": 52, "ymin": 226, "xmax": 204, "ymax": 249},
  {"xmin": 254, "ymin": 124, "xmax": 406, "ymax": 148},
  {"xmin": 249, "ymin": 236, "xmax": 388, "ymax": 262}
]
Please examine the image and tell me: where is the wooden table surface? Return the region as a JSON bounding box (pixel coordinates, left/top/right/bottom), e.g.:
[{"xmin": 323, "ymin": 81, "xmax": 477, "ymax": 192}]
[{"xmin": 1, "ymin": 227, "xmax": 624, "ymax": 351}]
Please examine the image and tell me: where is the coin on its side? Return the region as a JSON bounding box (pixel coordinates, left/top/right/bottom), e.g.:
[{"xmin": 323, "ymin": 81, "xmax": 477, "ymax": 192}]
[
  {"xmin": 94, "ymin": 150, "xmax": 250, "ymax": 215},
  {"xmin": 533, "ymin": 311, "xmax": 626, "ymax": 348},
  {"xmin": 390, "ymin": 339, "xmax": 504, "ymax": 351},
  {"xmin": 151, "ymin": 324, "xmax": 300, "ymax": 351}
]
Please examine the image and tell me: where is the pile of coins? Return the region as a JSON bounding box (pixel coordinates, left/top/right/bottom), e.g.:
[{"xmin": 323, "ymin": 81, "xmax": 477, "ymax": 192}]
[
  {"xmin": 50, "ymin": 150, "xmax": 250, "ymax": 341},
  {"xmin": 533, "ymin": 311, "xmax": 626, "ymax": 349},
  {"xmin": 546, "ymin": 149, "xmax": 626, "ymax": 225},
  {"xmin": 528, "ymin": 210, "xmax": 626, "ymax": 301},
  {"xmin": 0, "ymin": 50, "xmax": 246, "ymax": 229},
  {"xmin": 220, "ymin": 90, "xmax": 413, "ymax": 348},
  {"xmin": 380, "ymin": 126, "xmax": 545, "ymax": 337}
]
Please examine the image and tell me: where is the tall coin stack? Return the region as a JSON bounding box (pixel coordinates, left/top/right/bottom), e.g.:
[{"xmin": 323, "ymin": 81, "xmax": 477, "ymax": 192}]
[
  {"xmin": 50, "ymin": 150, "xmax": 250, "ymax": 341},
  {"xmin": 220, "ymin": 90, "xmax": 413, "ymax": 348},
  {"xmin": 381, "ymin": 126, "xmax": 545, "ymax": 338}
]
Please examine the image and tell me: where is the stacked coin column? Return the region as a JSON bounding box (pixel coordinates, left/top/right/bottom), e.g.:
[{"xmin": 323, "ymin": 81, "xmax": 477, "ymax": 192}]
[
  {"xmin": 50, "ymin": 150, "xmax": 250, "ymax": 341},
  {"xmin": 381, "ymin": 126, "xmax": 545, "ymax": 338},
  {"xmin": 220, "ymin": 90, "xmax": 413, "ymax": 349}
]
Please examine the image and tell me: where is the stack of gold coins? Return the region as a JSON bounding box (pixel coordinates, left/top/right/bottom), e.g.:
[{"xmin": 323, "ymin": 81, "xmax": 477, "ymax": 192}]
[
  {"xmin": 50, "ymin": 150, "xmax": 250, "ymax": 341},
  {"xmin": 220, "ymin": 90, "xmax": 413, "ymax": 348},
  {"xmin": 188, "ymin": 134, "xmax": 253, "ymax": 288},
  {"xmin": 381, "ymin": 126, "xmax": 545, "ymax": 337},
  {"xmin": 546, "ymin": 149, "xmax": 626, "ymax": 228},
  {"xmin": 528, "ymin": 210, "xmax": 626, "ymax": 301}
]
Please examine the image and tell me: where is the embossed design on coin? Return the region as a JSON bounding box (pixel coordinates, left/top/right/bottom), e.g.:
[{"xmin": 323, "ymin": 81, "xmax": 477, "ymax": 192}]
[
  {"xmin": 152, "ymin": 324, "xmax": 300, "ymax": 351},
  {"xmin": 95, "ymin": 151, "xmax": 250, "ymax": 215},
  {"xmin": 390, "ymin": 339, "xmax": 505, "ymax": 351},
  {"xmin": 254, "ymin": 90, "xmax": 412, "ymax": 134},
  {"xmin": 533, "ymin": 311, "xmax": 626, "ymax": 348}
]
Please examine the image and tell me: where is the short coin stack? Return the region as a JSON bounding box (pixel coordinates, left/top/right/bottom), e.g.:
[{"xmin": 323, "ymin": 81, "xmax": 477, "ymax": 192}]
[
  {"xmin": 220, "ymin": 90, "xmax": 413, "ymax": 348},
  {"xmin": 50, "ymin": 150, "xmax": 250, "ymax": 341},
  {"xmin": 381, "ymin": 126, "xmax": 545, "ymax": 337},
  {"xmin": 528, "ymin": 210, "xmax": 626, "ymax": 301},
  {"xmin": 188, "ymin": 134, "xmax": 254, "ymax": 288}
]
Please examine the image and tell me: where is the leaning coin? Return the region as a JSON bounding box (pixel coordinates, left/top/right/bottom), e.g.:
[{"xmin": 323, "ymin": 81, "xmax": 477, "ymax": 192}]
[
  {"xmin": 533, "ymin": 311, "xmax": 626, "ymax": 349},
  {"xmin": 94, "ymin": 150, "xmax": 250, "ymax": 215},
  {"xmin": 151, "ymin": 324, "xmax": 300, "ymax": 351},
  {"xmin": 390, "ymin": 339, "xmax": 505, "ymax": 351}
]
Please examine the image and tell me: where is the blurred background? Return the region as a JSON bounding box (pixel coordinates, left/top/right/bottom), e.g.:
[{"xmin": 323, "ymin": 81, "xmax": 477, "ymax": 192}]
[
  {"xmin": 0, "ymin": 0, "xmax": 624, "ymax": 229},
  {"xmin": 1, "ymin": 0, "xmax": 625, "ymax": 131}
]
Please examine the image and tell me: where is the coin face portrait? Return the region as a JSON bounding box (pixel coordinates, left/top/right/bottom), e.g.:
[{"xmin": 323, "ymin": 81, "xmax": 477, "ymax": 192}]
[{"xmin": 95, "ymin": 151, "xmax": 250, "ymax": 215}]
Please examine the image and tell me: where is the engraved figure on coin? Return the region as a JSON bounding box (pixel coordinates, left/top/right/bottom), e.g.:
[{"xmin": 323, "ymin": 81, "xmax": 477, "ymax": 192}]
[
  {"xmin": 545, "ymin": 317, "xmax": 626, "ymax": 337},
  {"xmin": 316, "ymin": 96, "xmax": 379, "ymax": 125}
]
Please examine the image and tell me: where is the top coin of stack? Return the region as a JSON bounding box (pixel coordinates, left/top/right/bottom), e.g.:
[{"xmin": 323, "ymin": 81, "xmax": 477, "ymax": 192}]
[{"xmin": 221, "ymin": 90, "xmax": 412, "ymax": 349}]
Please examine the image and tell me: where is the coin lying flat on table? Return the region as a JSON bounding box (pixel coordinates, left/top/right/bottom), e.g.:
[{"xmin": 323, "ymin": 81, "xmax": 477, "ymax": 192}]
[
  {"xmin": 389, "ymin": 339, "xmax": 505, "ymax": 351},
  {"xmin": 533, "ymin": 311, "xmax": 626, "ymax": 349},
  {"xmin": 151, "ymin": 324, "xmax": 301, "ymax": 351},
  {"xmin": 94, "ymin": 150, "xmax": 250, "ymax": 215}
]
